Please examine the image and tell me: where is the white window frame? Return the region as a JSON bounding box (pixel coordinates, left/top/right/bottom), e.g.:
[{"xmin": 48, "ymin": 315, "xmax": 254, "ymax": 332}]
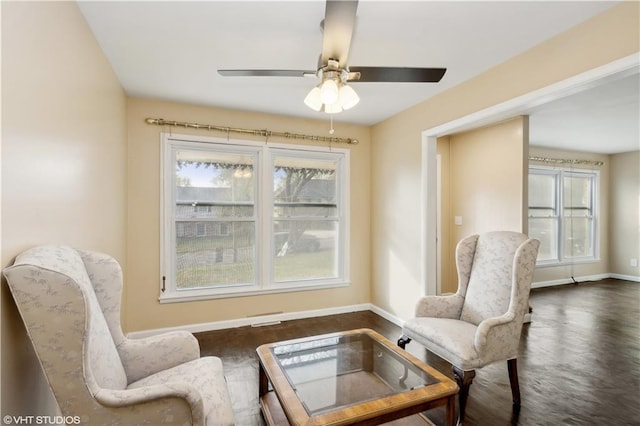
[
  {"xmin": 160, "ymin": 133, "xmax": 350, "ymax": 303},
  {"xmin": 528, "ymin": 165, "xmax": 599, "ymax": 267}
]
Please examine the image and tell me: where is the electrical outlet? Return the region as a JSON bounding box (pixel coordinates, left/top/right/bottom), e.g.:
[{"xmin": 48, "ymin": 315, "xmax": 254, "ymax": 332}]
[
  {"xmin": 631, "ymin": 258, "xmax": 638, "ymax": 268},
  {"xmin": 454, "ymin": 216, "xmax": 463, "ymax": 226}
]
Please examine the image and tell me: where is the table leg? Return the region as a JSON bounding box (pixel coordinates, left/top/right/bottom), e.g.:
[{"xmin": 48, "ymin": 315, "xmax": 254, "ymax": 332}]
[
  {"xmin": 445, "ymin": 394, "xmax": 456, "ymax": 426},
  {"xmin": 259, "ymin": 361, "xmax": 269, "ymax": 397}
]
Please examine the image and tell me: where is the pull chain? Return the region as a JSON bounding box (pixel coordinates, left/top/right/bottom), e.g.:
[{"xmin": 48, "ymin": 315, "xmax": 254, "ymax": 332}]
[{"xmin": 329, "ymin": 114, "xmax": 335, "ymax": 135}]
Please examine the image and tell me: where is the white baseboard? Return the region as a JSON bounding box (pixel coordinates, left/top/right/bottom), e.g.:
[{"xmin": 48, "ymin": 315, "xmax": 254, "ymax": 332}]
[
  {"xmin": 609, "ymin": 273, "xmax": 640, "ymax": 282},
  {"xmin": 532, "ymin": 273, "xmax": 611, "ymax": 289},
  {"xmin": 127, "ymin": 303, "xmax": 373, "ymax": 339},
  {"xmin": 368, "ymin": 304, "xmax": 405, "ymax": 328}
]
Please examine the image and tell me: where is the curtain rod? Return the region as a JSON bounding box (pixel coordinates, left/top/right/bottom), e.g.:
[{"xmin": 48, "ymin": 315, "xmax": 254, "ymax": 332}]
[
  {"xmin": 529, "ymin": 156, "xmax": 605, "ymax": 167},
  {"xmin": 144, "ymin": 118, "xmax": 359, "ymax": 145}
]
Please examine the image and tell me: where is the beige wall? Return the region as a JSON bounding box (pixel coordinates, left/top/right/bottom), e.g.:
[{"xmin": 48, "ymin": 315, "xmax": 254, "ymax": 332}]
[
  {"xmin": 529, "ymin": 146, "xmax": 610, "ymax": 283},
  {"xmin": 370, "ymin": 2, "xmax": 639, "ymax": 320},
  {"xmin": 609, "ymin": 150, "xmax": 640, "ymax": 277},
  {"xmin": 1, "ymin": 1, "xmax": 127, "ymax": 417},
  {"xmin": 438, "ymin": 117, "xmax": 528, "ymax": 293},
  {"xmin": 125, "ymin": 98, "xmax": 371, "ymax": 332}
]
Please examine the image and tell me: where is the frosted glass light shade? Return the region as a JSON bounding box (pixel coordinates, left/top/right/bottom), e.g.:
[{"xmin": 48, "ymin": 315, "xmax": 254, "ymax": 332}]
[
  {"xmin": 320, "ymin": 79, "xmax": 339, "ymax": 104},
  {"xmin": 324, "ymin": 102, "xmax": 343, "ymax": 114},
  {"xmin": 304, "ymin": 86, "xmax": 322, "ymax": 111},
  {"xmin": 339, "ymin": 84, "xmax": 360, "ymax": 110}
]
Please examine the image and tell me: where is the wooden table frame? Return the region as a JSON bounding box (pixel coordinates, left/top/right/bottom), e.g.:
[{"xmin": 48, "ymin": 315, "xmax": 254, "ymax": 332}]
[{"xmin": 257, "ymin": 328, "xmax": 458, "ymax": 426}]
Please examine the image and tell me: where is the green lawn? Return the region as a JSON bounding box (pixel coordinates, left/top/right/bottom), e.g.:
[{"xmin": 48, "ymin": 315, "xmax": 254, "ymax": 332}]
[
  {"xmin": 274, "ymin": 250, "xmax": 335, "ymax": 282},
  {"xmin": 176, "ymin": 236, "xmax": 250, "ymax": 252},
  {"xmin": 176, "ymin": 250, "xmax": 335, "ymax": 289}
]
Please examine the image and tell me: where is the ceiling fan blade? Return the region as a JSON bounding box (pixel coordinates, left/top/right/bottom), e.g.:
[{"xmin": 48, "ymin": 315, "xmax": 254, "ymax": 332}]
[
  {"xmin": 321, "ymin": 0, "xmax": 358, "ymax": 66},
  {"xmin": 218, "ymin": 70, "xmax": 315, "ymax": 78},
  {"xmin": 348, "ymin": 67, "xmax": 447, "ymax": 83}
]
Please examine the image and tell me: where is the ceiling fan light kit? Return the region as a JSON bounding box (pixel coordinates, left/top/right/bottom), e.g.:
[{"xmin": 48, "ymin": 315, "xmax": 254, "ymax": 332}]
[{"xmin": 304, "ymin": 66, "xmax": 360, "ymax": 113}]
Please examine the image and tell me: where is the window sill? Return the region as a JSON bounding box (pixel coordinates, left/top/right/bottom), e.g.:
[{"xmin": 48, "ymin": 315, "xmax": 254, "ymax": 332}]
[
  {"xmin": 159, "ymin": 280, "xmax": 351, "ymax": 303},
  {"xmin": 536, "ymin": 258, "xmax": 601, "ymax": 268}
]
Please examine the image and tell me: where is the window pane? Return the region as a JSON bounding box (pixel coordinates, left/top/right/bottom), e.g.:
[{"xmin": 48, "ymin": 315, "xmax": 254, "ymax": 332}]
[
  {"xmin": 529, "ymin": 173, "xmax": 556, "ymax": 208},
  {"xmin": 176, "ymin": 149, "xmax": 255, "ymax": 218},
  {"xmin": 563, "ymin": 175, "xmax": 592, "ymax": 210},
  {"xmin": 175, "ymin": 221, "xmax": 255, "ymax": 288},
  {"xmin": 528, "ymin": 217, "xmax": 558, "ymax": 261},
  {"xmin": 174, "ymin": 149, "xmax": 257, "ymax": 289},
  {"xmin": 563, "ymin": 217, "xmax": 593, "ymax": 258},
  {"xmin": 273, "ymin": 220, "xmax": 337, "ymax": 282},
  {"xmin": 273, "ymin": 156, "xmax": 337, "ymax": 218}
]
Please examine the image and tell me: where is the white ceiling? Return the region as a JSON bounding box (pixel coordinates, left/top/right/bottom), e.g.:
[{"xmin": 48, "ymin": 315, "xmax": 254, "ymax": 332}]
[
  {"xmin": 528, "ymin": 73, "xmax": 639, "ymax": 154},
  {"xmin": 78, "ymin": 1, "xmax": 638, "ymax": 154}
]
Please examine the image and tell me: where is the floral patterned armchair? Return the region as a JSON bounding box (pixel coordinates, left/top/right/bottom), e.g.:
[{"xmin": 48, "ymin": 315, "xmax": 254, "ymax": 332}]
[
  {"xmin": 3, "ymin": 245, "xmax": 235, "ymax": 425},
  {"xmin": 398, "ymin": 231, "xmax": 539, "ymax": 424}
]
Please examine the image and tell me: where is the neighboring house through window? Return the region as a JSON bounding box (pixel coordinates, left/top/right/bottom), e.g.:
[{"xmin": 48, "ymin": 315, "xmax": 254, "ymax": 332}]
[
  {"xmin": 161, "ymin": 134, "xmax": 349, "ymax": 301},
  {"xmin": 528, "ymin": 166, "xmax": 598, "ymax": 265}
]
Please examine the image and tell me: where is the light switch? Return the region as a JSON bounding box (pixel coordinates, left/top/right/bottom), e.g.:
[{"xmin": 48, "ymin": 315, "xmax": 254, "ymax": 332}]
[{"xmin": 454, "ymin": 216, "xmax": 463, "ymax": 226}]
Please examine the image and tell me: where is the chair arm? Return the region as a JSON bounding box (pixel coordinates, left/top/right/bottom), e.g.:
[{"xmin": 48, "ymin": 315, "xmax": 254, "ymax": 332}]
[
  {"xmin": 474, "ymin": 312, "xmax": 520, "ymax": 360},
  {"xmin": 95, "ymin": 383, "xmax": 205, "ymax": 426},
  {"xmin": 118, "ymin": 331, "xmax": 201, "ymax": 382},
  {"xmin": 415, "ymin": 294, "xmax": 464, "ymax": 319}
]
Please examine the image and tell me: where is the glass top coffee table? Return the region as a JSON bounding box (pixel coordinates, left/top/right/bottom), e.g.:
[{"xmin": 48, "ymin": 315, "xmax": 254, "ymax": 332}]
[{"xmin": 257, "ymin": 328, "xmax": 458, "ymax": 425}]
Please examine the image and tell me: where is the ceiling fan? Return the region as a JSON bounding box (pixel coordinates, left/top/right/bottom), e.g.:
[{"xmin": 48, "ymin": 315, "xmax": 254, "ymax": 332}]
[{"xmin": 218, "ymin": 0, "xmax": 446, "ymax": 114}]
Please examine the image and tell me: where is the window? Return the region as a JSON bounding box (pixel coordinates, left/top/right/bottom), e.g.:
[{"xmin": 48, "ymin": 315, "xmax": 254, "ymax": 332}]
[
  {"xmin": 161, "ymin": 134, "xmax": 349, "ymax": 301},
  {"xmin": 528, "ymin": 166, "xmax": 598, "ymax": 265}
]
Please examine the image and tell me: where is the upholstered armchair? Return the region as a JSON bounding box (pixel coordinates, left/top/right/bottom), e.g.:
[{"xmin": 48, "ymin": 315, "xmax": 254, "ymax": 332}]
[
  {"xmin": 3, "ymin": 245, "xmax": 235, "ymax": 426},
  {"xmin": 398, "ymin": 231, "xmax": 539, "ymax": 425}
]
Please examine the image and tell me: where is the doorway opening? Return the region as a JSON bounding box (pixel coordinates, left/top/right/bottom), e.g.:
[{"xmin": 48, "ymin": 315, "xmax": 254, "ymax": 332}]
[{"xmin": 420, "ymin": 54, "xmax": 639, "ymax": 296}]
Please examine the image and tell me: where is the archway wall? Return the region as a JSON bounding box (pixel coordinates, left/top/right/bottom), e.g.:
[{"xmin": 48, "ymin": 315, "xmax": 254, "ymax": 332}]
[{"xmin": 370, "ymin": 3, "xmax": 639, "ymax": 320}]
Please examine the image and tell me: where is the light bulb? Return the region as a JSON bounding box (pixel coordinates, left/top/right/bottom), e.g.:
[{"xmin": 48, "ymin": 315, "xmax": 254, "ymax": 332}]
[
  {"xmin": 320, "ymin": 79, "xmax": 339, "ymax": 105},
  {"xmin": 304, "ymin": 86, "xmax": 322, "ymax": 111},
  {"xmin": 339, "ymin": 84, "xmax": 359, "ymax": 110}
]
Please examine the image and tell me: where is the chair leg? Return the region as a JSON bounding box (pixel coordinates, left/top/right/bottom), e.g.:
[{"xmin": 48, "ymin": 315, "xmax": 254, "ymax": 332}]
[
  {"xmin": 452, "ymin": 366, "xmax": 475, "ymax": 425},
  {"xmin": 397, "ymin": 335, "xmax": 411, "ymax": 349},
  {"xmin": 396, "ymin": 336, "xmax": 411, "ymax": 385},
  {"xmin": 507, "ymin": 358, "xmax": 521, "ymax": 406}
]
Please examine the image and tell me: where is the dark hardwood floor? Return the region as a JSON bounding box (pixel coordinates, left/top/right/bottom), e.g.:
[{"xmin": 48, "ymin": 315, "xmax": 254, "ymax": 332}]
[{"xmin": 196, "ymin": 279, "xmax": 640, "ymax": 425}]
